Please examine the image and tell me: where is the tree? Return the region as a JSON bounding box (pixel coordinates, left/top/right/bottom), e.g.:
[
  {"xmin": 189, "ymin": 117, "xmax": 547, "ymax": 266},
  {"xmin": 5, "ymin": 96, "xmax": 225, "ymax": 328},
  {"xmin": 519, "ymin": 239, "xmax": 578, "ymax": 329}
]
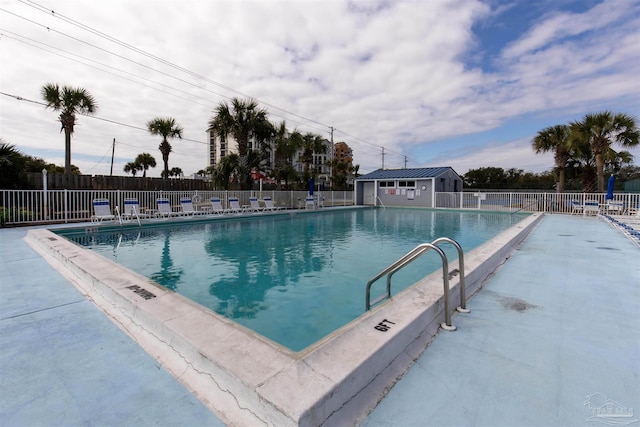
[
  {"xmin": 532, "ymin": 124, "xmax": 572, "ymax": 193},
  {"xmin": 352, "ymin": 164, "xmax": 360, "ymax": 178},
  {"xmin": 134, "ymin": 152, "xmax": 156, "ymax": 177},
  {"xmin": 123, "ymin": 161, "xmax": 141, "ymax": 176},
  {"xmin": 270, "ymin": 121, "xmax": 303, "ymax": 189},
  {"xmin": 41, "ymin": 83, "xmax": 97, "ymax": 175},
  {"xmin": 328, "ymin": 157, "xmax": 352, "ymax": 190},
  {"xmin": 147, "ymin": 117, "xmax": 183, "ymax": 179},
  {"xmin": 462, "ymin": 167, "xmax": 507, "ymax": 189},
  {"xmin": 208, "ymin": 98, "xmax": 274, "ymax": 188},
  {"xmin": 570, "ymin": 111, "xmax": 639, "ymax": 192},
  {"xmin": 299, "ymin": 132, "xmax": 327, "ymax": 177},
  {"xmin": 0, "ymin": 140, "xmax": 27, "ymax": 188},
  {"xmin": 169, "ymin": 167, "xmax": 183, "ymax": 178},
  {"xmin": 212, "ymin": 153, "xmax": 241, "ymax": 190}
]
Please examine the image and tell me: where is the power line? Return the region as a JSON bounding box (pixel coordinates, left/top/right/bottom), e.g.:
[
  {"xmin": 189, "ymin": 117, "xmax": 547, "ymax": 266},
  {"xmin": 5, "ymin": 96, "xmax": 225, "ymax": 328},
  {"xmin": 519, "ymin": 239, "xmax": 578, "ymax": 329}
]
[
  {"xmin": 6, "ymin": 4, "xmax": 330, "ymax": 136},
  {"xmin": 5, "ymin": 2, "xmax": 410, "ymax": 164},
  {"xmin": 0, "ymin": 91, "xmax": 208, "ymax": 149},
  {"xmin": 20, "ymin": 0, "xmax": 334, "ymax": 130}
]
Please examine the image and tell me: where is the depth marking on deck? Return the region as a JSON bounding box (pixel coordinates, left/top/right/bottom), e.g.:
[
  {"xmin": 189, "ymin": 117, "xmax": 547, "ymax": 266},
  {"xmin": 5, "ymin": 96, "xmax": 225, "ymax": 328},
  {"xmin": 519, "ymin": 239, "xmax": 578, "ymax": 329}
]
[{"xmin": 126, "ymin": 285, "xmax": 156, "ymax": 300}]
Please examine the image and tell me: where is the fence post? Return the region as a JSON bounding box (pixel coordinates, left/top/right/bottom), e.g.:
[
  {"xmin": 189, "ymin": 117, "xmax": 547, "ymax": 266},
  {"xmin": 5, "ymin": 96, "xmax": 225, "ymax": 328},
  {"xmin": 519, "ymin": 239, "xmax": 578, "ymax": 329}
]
[
  {"xmin": 42, "ymin": 169, "xmax": 48, "ymax": 220},
  {"xmin": 64, "ymin": 189, "xmax": 68, "ymax": 223}
]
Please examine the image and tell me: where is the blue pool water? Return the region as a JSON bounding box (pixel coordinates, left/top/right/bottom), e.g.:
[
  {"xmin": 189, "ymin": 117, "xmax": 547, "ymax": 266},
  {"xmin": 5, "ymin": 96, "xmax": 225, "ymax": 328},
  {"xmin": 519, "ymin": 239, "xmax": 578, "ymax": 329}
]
[{"xmin": 56, "ymin": 208, "xmax": 528, "ymax": 351}]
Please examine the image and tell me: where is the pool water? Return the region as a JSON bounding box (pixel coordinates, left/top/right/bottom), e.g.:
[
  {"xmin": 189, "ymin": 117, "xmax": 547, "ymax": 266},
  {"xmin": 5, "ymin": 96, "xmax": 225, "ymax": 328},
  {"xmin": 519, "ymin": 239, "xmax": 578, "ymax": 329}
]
[{"xmin": 56, "ymin": 208, "xmax": 528, "ymax": 351}]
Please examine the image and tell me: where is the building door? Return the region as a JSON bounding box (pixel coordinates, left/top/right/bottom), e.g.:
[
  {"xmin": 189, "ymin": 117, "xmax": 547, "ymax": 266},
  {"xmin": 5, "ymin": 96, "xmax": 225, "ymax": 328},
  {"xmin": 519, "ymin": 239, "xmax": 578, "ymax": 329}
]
[{"xmin": 363, "ymin": 182, "xmax": 375, "ymax": 205}]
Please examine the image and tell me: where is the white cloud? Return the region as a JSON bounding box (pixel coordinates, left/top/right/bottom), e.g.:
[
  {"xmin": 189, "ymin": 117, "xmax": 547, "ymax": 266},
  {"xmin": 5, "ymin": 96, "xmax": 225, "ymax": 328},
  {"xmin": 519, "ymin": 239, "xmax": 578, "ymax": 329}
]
[{"xmin": 0, "ymin": 0, "xmax": 638, "ymax": 178}]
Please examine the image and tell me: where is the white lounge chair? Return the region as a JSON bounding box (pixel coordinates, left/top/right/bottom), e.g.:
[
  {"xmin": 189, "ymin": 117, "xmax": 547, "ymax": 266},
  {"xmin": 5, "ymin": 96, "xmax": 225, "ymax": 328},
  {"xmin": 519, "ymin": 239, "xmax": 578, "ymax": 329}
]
[
  {"xmin": 263, "ymin": 197, "xmax": 282, "ymax": 211},
  {"xmin": 209, "ymin": 197, "xmax": 225, "ymax": 215},
  {"xmin": 570, "ymin": 200, "xmax": 583, "ymax": 215},
  {"xmin": 227, "ymin": 197, "xmax": 243, "ymax": 214},
  {"xmin": 583, "ymin": 200, "xmax": 600, "ymax": 217},
  {"xmin": 180, "ymin": 197, "xmax": 204, "ymax": 216},
  {"xmin": 121, "ymin": 198, "xmax": 146, "ymax": 223},
  {"xmin": 305, "ymin": 196, "xmax": 315, "ymax": 210},
  {"xmin": 156, "ymin": 198, "xmax": 181, "ymax": 219},
  {"xmin": 606, "ymin": 200, "xmax": 625, "ymax": 215},
  {"xmin": 91, "ymin": 199, "xmax": 116, "ymax": 223},
  {"xmin": 246, "ymin": 197, "xmax": 263, "ymax": 213}
]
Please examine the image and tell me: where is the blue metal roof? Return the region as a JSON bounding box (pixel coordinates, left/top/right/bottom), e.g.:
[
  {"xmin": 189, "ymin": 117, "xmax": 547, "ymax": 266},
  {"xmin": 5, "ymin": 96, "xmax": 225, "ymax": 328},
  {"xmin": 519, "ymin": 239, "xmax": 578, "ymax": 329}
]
[{"xmin": 356, "ymin": 167, "xmax": 458, "ymax": 180}]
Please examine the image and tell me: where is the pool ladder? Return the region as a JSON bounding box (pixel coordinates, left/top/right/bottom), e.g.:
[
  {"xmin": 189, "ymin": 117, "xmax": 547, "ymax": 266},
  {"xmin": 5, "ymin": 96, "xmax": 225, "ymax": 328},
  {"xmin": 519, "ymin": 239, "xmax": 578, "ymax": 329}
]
[{"xmin": 365, "ymin": 237, "xmax": 470, "ymax": 331}]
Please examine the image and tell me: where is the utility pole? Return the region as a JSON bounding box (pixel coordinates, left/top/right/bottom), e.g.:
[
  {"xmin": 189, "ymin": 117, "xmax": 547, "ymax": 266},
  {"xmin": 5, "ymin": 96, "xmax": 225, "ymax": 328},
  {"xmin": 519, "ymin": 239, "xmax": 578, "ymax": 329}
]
[
  {"xmin": 404, "ymin": 156, "xmax": 408, "ymax": 169},
  {"xmin": 110, "ymin": 138, "xmax": 115, "ymax": 176},
  {"xmin": 381, "ymin": 147, "xmax": 385, "ymax": 169}
]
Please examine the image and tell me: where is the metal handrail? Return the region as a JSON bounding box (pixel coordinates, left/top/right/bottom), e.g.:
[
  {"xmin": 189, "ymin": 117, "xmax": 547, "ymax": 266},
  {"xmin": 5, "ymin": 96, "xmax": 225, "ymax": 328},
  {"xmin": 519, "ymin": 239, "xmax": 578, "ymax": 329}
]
[
  {"xmin": 511, "ymin": 199, "xmax": 539, "ymax": 215},
  {"xmin": 376, "ymin": 196, "xmax": 386, "ymax": 209},
  {"xmin": 365, "ymin": 242, "xmax": 457, "ymax": 330},
  {"xmin": 431, "ymin": 237, "xmax": 469, "ymax": 313}
]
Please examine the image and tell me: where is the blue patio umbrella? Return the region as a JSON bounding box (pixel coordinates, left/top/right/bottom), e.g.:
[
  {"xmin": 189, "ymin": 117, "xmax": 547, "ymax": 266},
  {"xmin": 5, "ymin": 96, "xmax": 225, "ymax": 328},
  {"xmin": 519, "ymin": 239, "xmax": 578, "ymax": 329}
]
[
  {"xmin": 309, "ymin": 177, "xmax": 314, "ymax": 195},
  {"xmin": 606, "ymin": 175, "xmax": 615, "ymax": 200}
]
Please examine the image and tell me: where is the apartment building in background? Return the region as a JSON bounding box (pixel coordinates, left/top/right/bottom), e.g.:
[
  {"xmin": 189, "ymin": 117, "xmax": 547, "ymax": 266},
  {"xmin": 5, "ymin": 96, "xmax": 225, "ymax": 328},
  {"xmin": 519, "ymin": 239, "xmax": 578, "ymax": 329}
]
[{"xmin": 207, "ymin": 129, "xmax": 353, "ymax": 188}]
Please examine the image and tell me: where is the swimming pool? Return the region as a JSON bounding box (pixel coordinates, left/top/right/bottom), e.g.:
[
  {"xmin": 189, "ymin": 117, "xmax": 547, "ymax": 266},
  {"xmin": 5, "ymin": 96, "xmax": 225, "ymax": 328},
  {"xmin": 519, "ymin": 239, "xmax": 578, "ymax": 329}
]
[{"xmin": 55, "ymin": 208, "xmax": 528, "ymax": 351}]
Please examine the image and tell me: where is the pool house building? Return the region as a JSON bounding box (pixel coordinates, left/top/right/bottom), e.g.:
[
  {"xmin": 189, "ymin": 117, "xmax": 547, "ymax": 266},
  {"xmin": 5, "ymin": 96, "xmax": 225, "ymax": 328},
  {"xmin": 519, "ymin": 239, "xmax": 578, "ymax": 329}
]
[{"xmin": 355, "ymin": 167, "xmax": 463, "ymax": 207}]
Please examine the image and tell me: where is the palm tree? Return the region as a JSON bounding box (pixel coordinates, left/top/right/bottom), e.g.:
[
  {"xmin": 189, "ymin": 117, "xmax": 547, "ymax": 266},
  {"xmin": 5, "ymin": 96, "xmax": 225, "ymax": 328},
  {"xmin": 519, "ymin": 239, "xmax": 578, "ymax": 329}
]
[
  {"xmin": 352, "ymin": 164, "xmax": 360, "ymax": 178},
  {"xmin": 271, "ymin": 121, "xmax": 303, "ymax": 189},
  {"xmin": 41, "ymin": 83, "xmax": 97, "ymax": 175},
  {"xmin": 123, "ymin": 161, "xmax": 141, "ymax": 176},
  {"xmin": 299, "ymin": 132, "xmax": 327, "ymax": 176},
  {"xmin": 532, "ymin": 124, "xmax": 572, "ymax": 193},
  {"xmin": 212, "ymin": 153, "xmax": 241, "ymax": 190},
  {"xmin": 0, "ymin": 140, "xmax": 27, "ymax": 188},
  {"xmin": 169, "ymin": 167, "xmax": 183, "ymax": 178},
  {"xmin": 147, "ymin": 117, "xmax": 183, "ymax": 179},
  {"xmin": 208, "ymin": 98, "xmax": 274, "ymax": 188},
  {"xmin": 134, "ymin": 152, "xmax": 156, "ymax": 177},
  {"xmin": 570, "ymin": 111, "xmax": 639, "ymax": 192}
]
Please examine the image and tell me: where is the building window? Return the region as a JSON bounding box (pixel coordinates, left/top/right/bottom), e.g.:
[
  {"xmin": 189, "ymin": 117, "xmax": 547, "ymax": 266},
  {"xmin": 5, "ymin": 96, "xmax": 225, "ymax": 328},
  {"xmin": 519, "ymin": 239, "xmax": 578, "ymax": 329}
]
[
  {"xmin": 398, "ymin": 181, "xmax": 415, "ymax": 188},
  {"xmin": 379, "ymin": 181, "xmax": 395, "ymax": 188}
]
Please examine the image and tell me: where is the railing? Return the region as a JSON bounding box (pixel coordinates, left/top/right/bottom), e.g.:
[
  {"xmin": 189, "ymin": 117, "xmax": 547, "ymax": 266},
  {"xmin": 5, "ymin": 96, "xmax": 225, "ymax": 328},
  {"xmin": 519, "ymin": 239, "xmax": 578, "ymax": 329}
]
[
  {"xmin": 431, "ymin": 237, "xmax": 469, "ymax": 313},
  {"xmin": 365, "ymin": 237, "xmax": 469, "ymax": 331},
  {"xmin": 3, "ymin": 188, "xmax": 639, "ymax": 226},
  {"xmin": 0, "ymin": 190, "xmax": 355, "ymax": 226},
  {"xmin": 435, "ymin": 191, "xmax": 640, "ymax": 215}
]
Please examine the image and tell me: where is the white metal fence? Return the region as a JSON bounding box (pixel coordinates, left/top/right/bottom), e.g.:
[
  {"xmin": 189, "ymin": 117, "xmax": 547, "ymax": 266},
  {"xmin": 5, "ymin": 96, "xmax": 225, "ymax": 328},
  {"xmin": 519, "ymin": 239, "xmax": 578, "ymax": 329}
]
[
  {"xmin": 434, "ymin": 191, "xmax": 640, "ymax": 215},
  {"xmin": 2, "ymin": 189, "xmax": 638, "ymax": 226},
  {"xmin": 0, "ymin": 190, "xmax": 355, "ymax": 226}
]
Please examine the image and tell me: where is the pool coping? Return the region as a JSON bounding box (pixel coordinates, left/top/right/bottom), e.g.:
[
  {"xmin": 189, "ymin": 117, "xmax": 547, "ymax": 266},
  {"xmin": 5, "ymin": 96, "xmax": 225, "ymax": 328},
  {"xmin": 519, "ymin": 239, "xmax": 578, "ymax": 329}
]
[{"xmin": 24, "ymin": 211, "xmax": 543, "ymax": 427}]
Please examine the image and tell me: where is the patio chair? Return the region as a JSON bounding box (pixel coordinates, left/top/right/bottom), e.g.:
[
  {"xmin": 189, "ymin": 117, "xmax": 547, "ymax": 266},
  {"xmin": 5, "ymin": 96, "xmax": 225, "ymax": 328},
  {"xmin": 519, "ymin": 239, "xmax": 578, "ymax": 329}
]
[
  {"xmin": 91, "ymin": 199, "xmax": 116, "ymax": 223},
  {"xmin": 121, "ymin": 198, "xmax": 147, "ymax": 223},
  {"xmin": 208, "ymin": 197, "xmax": 225, "ymax": 215},
  {"xmin": 156, "ymin": 198, "xmax": 182, "ymax": 219},
  {"xmin": 305, "ymin": 196, "xmax": 316, "ymax": 210},
  {"xmin": 180, "ymin": 197, "xmax": 204, "ymax": 217},
  {"xmin": 263, "ymin": 197, "xmax": 282, "ymax": 211},
  {"xmin": 605, "ymin": 200, "xmax": 625, "ymax": 215},
  {"xmin": 227, "ymin": 197, "xmax": 243, "ymax": 214},
  {"xmin": 583, "ymin": 200, "xmax": 600, "ymax": 217},
  {"xmin": 570, "ymin": 200, "xmax": 583, "ymax": 215},
  {"xmin": 246, "ymin": 197, "xmax": 264, "ymax": 213}
]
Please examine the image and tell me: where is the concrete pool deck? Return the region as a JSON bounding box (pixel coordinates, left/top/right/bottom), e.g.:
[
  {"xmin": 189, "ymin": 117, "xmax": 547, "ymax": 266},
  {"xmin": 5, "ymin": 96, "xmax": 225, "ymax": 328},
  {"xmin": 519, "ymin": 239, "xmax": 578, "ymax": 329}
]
[{"xmin": 1, "ymin": 214, "xmax": 639, "ymax": 426}]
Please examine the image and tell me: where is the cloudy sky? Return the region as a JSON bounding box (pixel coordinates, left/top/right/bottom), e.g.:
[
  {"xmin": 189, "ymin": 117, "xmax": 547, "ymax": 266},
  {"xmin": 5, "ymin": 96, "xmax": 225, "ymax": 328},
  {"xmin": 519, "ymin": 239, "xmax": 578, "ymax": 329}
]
[{"xmin": 1, "ymin": 0, "xmax": 639, "ymax": 178}]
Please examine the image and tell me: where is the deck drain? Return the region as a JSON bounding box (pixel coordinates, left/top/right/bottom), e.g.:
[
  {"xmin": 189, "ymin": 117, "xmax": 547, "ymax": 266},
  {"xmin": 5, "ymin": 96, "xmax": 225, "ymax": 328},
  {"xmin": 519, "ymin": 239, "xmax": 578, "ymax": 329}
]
[
  {"xmin": 595, "ymin": 247, "xmax": 620, "ymax": 251},
  {"xmin": 47, "ymin": 237, "xmax": 57, "ymax": 241},
  {"xmin": 557, "ymin": 234, "xmax": 574, "ymax": 237}
]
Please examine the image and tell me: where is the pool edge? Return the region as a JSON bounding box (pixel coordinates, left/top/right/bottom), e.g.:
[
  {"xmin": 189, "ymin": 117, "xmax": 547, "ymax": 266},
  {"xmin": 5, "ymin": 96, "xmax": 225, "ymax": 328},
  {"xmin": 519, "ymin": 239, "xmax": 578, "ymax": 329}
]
[{"xmin": 24, "ymin": 212, "xmax": 544, "ymax": 427}]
